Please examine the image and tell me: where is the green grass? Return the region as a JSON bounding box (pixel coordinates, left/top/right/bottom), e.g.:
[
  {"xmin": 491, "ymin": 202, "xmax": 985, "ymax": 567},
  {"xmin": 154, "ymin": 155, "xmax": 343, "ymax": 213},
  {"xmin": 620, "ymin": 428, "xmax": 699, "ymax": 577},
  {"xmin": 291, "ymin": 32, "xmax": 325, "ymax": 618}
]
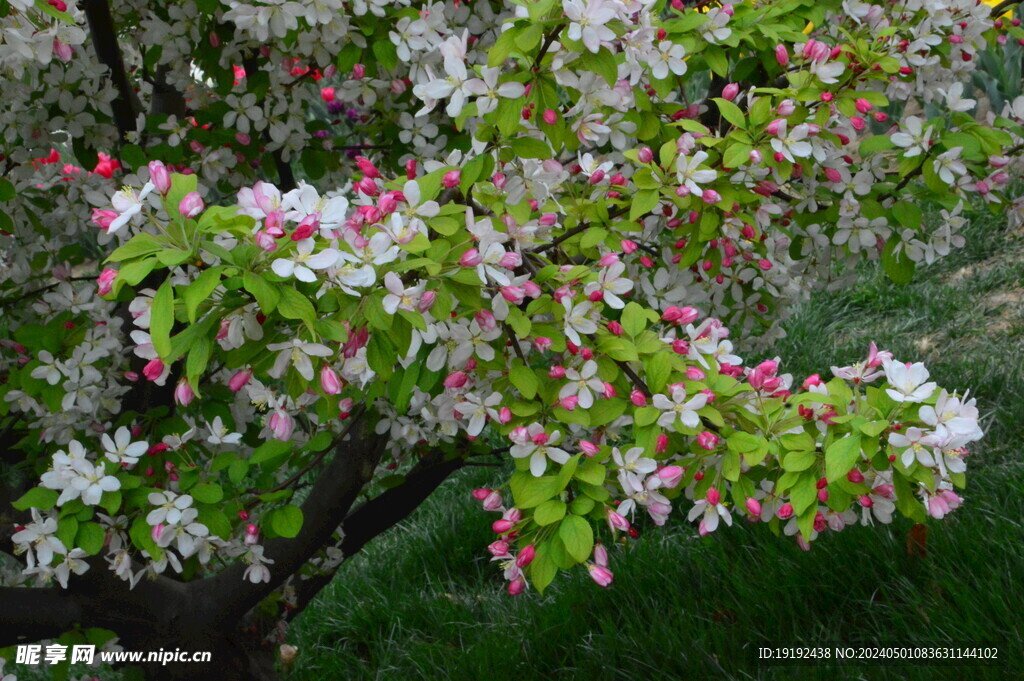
[{"xmin": 289, "ymin": 207, "xmax": 1024, "ymax": 681}]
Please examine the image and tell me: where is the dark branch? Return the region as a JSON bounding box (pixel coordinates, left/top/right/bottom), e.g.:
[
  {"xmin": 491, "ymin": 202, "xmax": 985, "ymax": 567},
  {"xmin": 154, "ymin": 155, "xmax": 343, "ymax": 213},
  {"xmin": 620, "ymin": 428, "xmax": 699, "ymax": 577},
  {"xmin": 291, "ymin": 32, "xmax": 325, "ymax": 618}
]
[
  {"xmin": 192, "ymin": 419, "xmax": 382, "ymax": 621},
  {"xmin": 81, "ymin": 0, "xmax": 141, "ymax": 142},
  {"xmin": 287, "ymin": 453, "xmax": 466, "ymax": 617}
]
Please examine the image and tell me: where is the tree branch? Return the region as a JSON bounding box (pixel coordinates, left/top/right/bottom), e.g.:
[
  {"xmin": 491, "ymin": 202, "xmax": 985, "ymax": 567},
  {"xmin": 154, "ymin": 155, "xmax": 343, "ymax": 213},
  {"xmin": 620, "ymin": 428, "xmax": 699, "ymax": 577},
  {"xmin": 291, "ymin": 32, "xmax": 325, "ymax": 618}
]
[
  {"xmin": 81, "ymin": 0, "xmax": 141, "ymax": 143},
  {"xmin": 287, "ymin": 453, "xmax": 466, "ymax": 617},
  {"xmin": 192, "ymin": 418, "xmax": 383, "ymax": 621}
]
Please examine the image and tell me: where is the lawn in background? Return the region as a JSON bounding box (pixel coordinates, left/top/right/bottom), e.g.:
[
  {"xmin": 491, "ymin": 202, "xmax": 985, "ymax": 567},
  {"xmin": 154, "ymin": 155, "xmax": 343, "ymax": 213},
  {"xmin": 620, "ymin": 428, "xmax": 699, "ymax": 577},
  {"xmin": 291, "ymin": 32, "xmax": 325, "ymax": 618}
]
[{"xmin": 289, "ymin": 206, "xmax": 1024, "ymax": 681}]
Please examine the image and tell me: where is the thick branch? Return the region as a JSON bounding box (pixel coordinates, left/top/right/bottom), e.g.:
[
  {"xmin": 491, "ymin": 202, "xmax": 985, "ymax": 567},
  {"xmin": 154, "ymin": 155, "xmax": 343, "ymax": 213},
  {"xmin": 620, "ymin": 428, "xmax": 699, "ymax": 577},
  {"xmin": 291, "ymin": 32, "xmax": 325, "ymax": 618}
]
[
  {"xmin": 288, "ymin": 454, "xmax": 466, "ymax": 618},
  {"xmin": 81, "ymin": 0, "xmax": 141, "ymax": 142},
  {"xmin": 0, "ymin": 587, "xmax": 83, "ymax": 645},
  {"xmin": 192, "ymin": 420, "xmax": 382, "ymax": 621},
  {"xmin": 0, "ymin": 564, "xmax": 187, "ymax": 648}
]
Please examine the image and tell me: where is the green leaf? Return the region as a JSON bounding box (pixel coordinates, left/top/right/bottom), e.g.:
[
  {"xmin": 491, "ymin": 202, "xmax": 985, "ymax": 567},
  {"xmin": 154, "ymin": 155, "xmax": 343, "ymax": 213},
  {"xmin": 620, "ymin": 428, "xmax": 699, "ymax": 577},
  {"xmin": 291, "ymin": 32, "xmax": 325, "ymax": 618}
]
[
  {"xmin": 105, "ymin": 233, "xmax": 165, "ymax": 263},
  {"xmin": 271, "ymin": 504, "xmax": 304, "ymax": 538},
  {"xmin": 186, "ymin": 336, "xmax": 212, "ymax": 387},
  {"xmin": 790, "ymin": 473, "xmax": 818, "ymax": 515},
  {"xmin": 509, "ymin": 471, "xmax": 563, "ymax": 508},
  {"xmin": 574, "ymin": 460, "xmax": 606, "ymax": 486},
  {"xmin": 891, "ymin": 201, "xmax": 923, "ymax": 230},
  {"xmin": 371, "ymin": 40, "xmax": 399, "ymax": 70},
  {"xmin": 644, "ymin": 353, "xmax": 672, "ymax": 393},
  {"xmin": 713, "ymin": 98, "xmax": 746, "ymax": 129},
  {"xmin": 704, "ymin": 46, "xmax": 728, "ymax": 77},
  {"xmin": 534, "ymin": 499, "xmax": 567, "ymax": 526},
  {"xmin": 620, "ymin": 302, "xmax": 648, "ymax": 337},
  {"xmin": 558, "ymin": 515, "xmax": 594, "ymax": 563},
  {"xmin": 510, "ymin": 363, "xmax": 540, "ymax": 400},
  {"xmin": 782, "ymin": 449, "xmax": 817, "ymax": 472},
  {"xmin": 859, "ymin": 134, "xmax": 895, "ymax": 156},
  {"xmin": 881, "ymin": 237, "xmax": 916, "ymax": 285},
  {"xmin": 150, "ymin": 279, "xmax": 174, "ymax": 359},
  {"xmin": 12, "ymin": 487, "xmax": 59, "ymax": 511},
  {"xmin": 182, "ymin": 267, "xmax": 223, "ymax": 323},
  {"xmin": 165, "ymin": 173, "xmax": 198, "ymax": 222},
  {"xmin": 191, "ymin": 483, "xmax": 223, "ymax": 504},
  {"xmin": 530, "ymin": 541, "xmax": 559, "ymax": 593},
  {"xmin": 630, "ymin": 189, "xmax": 661, "ymax": 220},
  {"xmin": 488, "ymin": 26, "xmax": 522, "ymax": 67},
  {"xmin": 0, "ymin": 178, "xmax": 14, "ymax": 201},
  {"xmin": 76, "ymin": 522, "xmax": 106, "ymax": 556},
  {"xmin": 277, "ymin": 287, "xmax": 318, "ymax": 330},
  {"xmin": 588, "ymin": 47, "xmax": 619, "ymax": 87},
  {"xmin": 34, "ymin": 0, "xmax": 75, "ymax": 23},
  {"xmin": 723, "ymin": 143, "xmax": 753, "ymax": 169},
  {"xmin": 825, "ymin": 434, "xmax": 862, "ymax": 483}
]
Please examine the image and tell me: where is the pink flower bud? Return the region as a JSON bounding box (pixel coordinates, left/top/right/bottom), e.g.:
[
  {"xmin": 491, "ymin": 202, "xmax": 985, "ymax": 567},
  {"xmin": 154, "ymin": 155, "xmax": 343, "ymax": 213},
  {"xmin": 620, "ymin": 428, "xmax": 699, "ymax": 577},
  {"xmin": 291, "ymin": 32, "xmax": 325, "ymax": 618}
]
[
  {"xmin": 534, "ymin": 337, "xmax": 552, "ymax": 352},
  {"xmin": 320, "ymin": 366, "xmax": 342, "ymax": 395},
  {"xmin": 776, "ymin": 99, "xmax": 796, "ymax": 116},
  {"xmin": 416, "ymin": 290, "xmax": 436, "ymax": 313},
  {"xmin": 405, "ymin": 158, "xmax": 418, "ymax": 179},
  {"xmin": 847, "ymin": 469, "xmax": 864, "ymax": 484},
  {"xmin": 444, "ymin": 371, "xmax": 469, "ymax": 389},
  {"xmin": 488, "ymin": 540, "xmax": 510, "ymax": 557},
  {"xmin": 637, "ymin": 147, "xmax": 654, "ymax": 164},
  {"xmin": 766, "ymin": 118, "xmax": 784, "ymax": 136},
  {"xmin": 459, "ymin": 248, "xmax": 483, "ymax": 267},
  {"xmin": 630, "ymin": 389, "xmax": 647, "ymax": 407},
  {"xmin": 473, "ymin": 309, "xmax": 497, "ymax": 332},
  {"xmin": 245, "ymin": 524, "xmax": 260, "ymax": 545},
  {"xmin": 151, "ymin": 524, "xmax": 165, "ymax": 544},
  {"xmin": 516, "ymin": 544, "xmax": 536, "ymax": 567},
  {"xmin": 696, "ymin": 431, "xmax": 719, "ymax": 450},
  {"xmin": 543, "ymin": 108, "xmax": 558, "ymax": 125},
  {"xmin": 498, "ymin": 252, "xmax": 522, "ymax": 269},
  {"xmin": 143, "ymin": 358, "xmax": 165, "ymax": 382},
  {"xmin": 671, "ymin": 339, "xmax": 690, "ymax": 355},
  {"xmin": 659, "ymin": 465, "xmax": 684, "ymax": 488},
  {"xmin": 722, "ymin": 83, "xmax": 739, "ymax": 101},
  {"xmin": 775, "ymin": 44, "xmax": 789, "ymax": 66},
  {"xmin": 97, "ymin": 268, "xmax": 117, "ymax": 296},
  {"xmin": 560, "ymin": 395, "xmax": 579, "ymax": 410},
  {"xmin": 473, "ymin": 488, "xmax": 493, "ymax": 501},
  {"xmin": 654, "ymin": 433, "xmax": 669, "ymax": 455},
  {"xmin": 173, "ymin": 379, "xmax": 195, "ymax": 406},
  {"xmin": 579, "ymin": 440, "xmax": 600, "ymax": 457},
  {"xmin": 492, "ymin": 519, "xmax": 515, "ymax": 534},
  {"xmin": 777, "ymin": 502, "xmax": 794, "ymax": 519},
  {"xmin": 685, "ymin": 366, "xmax": 706, "ymax": 381},
  {"xmin": 229, "ymin": 369, "xmax": 252, "ymax": 392},
  {"xmin": 507, "ymin": 576, "xmax": 526, "ymax": 595},
  {"xmin": 442, "ymin": 169, "xmax": 461, "ymax": 189},
  {"xmin": 749, "ymin": 149, "xmax": 763, "ymax": 165},
  {"xmin": 148, "ymin": 161, "xmax": 171, "ymax": 195},
  {"xmin": 269, "ymin": 410, "xmax": 294, "ymax": 441},
  {"xmin": 178, "ymin": 191, "xmax": 204, "ymax": 219},
  {"xmin": 607, "ymin": 320, "xmax": 624, "ymax": 336},
  {"xmin": 745, "ymin": 497, "xmax": 761, "ymax": 516},
  {"xmin": 483, "ymin": 491, "xmax": 504, "ymax": 511},
  {"xmin": 549, "ymin": 365, "xmax": 566, "ymax": 379},
  {"xmin": 607, "ymin": 509, "xmax": 630, "ymax": 531},
  {"xmin": 588, "ymin": 563, "xmax": 614, "ymax": 587}
]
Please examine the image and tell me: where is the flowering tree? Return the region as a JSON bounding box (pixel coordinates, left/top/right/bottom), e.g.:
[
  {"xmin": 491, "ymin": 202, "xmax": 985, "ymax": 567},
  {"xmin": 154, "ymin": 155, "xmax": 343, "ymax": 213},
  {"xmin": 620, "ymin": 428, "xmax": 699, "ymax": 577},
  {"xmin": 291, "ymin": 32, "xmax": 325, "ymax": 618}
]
[{"xmin": 0, "ymin": 0, "xmax": 1016, "ymax": 678}]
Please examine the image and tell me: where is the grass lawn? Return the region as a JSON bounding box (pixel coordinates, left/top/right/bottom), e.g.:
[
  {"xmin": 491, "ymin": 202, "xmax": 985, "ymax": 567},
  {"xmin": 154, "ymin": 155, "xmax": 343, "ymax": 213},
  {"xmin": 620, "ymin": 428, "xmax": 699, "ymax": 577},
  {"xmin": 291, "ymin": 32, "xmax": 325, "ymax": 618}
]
[{"xmin": 289, "ymin": 206, "xmax": 1024, "ymax": 681}]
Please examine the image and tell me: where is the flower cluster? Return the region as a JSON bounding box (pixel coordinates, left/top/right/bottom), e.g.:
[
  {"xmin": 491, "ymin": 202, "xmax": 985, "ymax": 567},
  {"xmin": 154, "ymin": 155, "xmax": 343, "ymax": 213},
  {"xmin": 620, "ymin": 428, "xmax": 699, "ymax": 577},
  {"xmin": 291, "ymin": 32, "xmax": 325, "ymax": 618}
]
[{"xmin": 0, "ymin": 0, "xmax": 1015, "ymax": 632}]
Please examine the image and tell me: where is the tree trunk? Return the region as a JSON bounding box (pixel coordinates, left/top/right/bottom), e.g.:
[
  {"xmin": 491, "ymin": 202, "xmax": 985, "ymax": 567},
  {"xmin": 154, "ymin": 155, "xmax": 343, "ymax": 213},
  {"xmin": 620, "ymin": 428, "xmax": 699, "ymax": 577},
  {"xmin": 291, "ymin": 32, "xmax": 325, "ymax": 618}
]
[{"xmin": 125, "ymin": 624, "xmax": 281, "ymax": 681}]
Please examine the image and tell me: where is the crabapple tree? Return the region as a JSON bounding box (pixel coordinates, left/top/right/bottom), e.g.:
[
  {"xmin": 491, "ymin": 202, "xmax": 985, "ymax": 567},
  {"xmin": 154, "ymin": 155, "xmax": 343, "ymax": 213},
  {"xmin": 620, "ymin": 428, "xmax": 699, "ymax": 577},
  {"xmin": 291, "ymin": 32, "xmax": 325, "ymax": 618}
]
[{"xmin": 0, "ymin": 0, "xmax": 1015, "ymax": 678}]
